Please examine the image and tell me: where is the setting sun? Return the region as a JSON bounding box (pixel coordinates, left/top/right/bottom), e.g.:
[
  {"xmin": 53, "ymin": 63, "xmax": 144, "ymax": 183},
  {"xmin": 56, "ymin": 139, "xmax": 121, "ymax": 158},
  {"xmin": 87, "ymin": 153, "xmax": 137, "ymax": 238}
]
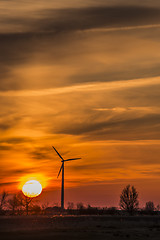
[{"xmin": 22, "ymin": 180, "xmax": 42, "ymax": 198}]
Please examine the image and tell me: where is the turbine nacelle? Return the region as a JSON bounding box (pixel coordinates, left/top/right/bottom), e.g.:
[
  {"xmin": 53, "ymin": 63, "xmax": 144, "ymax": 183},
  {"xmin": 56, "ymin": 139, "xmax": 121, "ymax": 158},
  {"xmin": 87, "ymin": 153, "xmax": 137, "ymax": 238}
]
[
  {"xmin": 61, "ymin": 158, "xmax": 81, "ymax": 163},
  {"xmin": 52, "ymin": 146, "xmax": 81, "ymax": 178}
]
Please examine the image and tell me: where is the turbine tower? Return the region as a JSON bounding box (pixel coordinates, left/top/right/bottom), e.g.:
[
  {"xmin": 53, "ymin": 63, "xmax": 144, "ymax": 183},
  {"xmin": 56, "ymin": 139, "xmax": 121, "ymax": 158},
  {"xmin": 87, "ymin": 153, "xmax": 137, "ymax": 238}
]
[{"xmin": 52, "ymin": 146, "xmax": 81, "ymax": 210}]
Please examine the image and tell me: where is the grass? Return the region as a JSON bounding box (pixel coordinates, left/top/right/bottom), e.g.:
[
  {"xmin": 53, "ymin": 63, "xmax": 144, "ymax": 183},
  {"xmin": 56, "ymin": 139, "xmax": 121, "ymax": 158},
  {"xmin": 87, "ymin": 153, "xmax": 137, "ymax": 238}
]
[{"xmin": 1, "ymin": 215, "xmax": 160, "ymax": 239}]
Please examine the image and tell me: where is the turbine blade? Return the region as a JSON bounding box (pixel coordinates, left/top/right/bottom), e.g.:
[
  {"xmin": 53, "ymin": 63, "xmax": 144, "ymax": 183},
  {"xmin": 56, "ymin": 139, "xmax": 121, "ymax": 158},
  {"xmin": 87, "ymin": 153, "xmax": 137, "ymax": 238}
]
[
  {"xmin": 64, "ymin": 158, "xmax": 81, "ymax": 162},
  {"xmin": 52, "ymin": 146, "xmax": 64, "ymax": 161},
  {"xmin": 57, "ymin": 164, "xmax": 63, "ymax": 178}
]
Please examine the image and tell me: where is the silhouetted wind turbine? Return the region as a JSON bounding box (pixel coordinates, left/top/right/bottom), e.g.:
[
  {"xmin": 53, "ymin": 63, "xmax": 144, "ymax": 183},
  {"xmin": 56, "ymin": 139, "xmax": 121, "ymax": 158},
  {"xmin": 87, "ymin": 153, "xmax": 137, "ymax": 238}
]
[{"xmin": 52, "ymin": 146, "xmax": 81, "ymax": 210}]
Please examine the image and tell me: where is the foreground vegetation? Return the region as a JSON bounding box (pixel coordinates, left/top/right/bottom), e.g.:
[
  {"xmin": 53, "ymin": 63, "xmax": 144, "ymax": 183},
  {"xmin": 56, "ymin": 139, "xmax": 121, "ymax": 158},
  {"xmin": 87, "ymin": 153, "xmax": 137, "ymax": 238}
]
[
  {"xmin": 1, "ymin": 215, "xmax": 160, "ymax": 240},
  {"xmin": 0, "ymin": 185, "xmax": 160, "ymax": 216}
]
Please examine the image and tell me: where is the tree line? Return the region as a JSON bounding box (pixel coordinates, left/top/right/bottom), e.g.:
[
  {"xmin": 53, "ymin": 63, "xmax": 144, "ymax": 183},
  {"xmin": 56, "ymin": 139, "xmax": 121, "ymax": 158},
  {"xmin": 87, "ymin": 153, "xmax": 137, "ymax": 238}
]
[{"xmin": 0, "ymin": 185, "xmax": 159, "ymax": 216}]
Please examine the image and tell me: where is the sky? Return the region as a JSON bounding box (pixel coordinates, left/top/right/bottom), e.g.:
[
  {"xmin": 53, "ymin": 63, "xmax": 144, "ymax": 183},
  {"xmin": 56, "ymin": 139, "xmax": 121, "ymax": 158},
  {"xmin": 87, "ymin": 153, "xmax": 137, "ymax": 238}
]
[{"xmin": 0, "ymin": 0, "xmax": 160, "ymax": 208}]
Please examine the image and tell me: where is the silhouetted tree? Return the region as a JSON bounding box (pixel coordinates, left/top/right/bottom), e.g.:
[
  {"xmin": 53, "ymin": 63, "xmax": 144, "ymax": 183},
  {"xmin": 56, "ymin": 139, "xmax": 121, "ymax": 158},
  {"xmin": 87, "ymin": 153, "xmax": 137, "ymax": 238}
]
[
  {"xmin": 77, "ymin": 202, "xmax": 84, "ymax": 210},
  {"xmin": 67, "ymin": 202, "xmax": 74, "ymax": 210},
  {"xmin": 0, "ymin": 191, "xmax": 7, "ymax": 214},
  {"xmin": 156, "ymin": 204, "xmax": 160, "ymax": 211},
  {"xmin": 119, "ymin": 185, "xmax": 139, "ymax": 214},
  {"xmin": 87, "ymin": 204, "xmax": 92, "ymax": 209},
  {"xmin": 31, "ymin": 204, "xmax": 41, "ymax": 215},
  {"xmin": 106, "ymin": 207, "xmax": 118, "ymax": 215},
  {"xmin": 41, "ymin": 202, "xmax": 49, "ymax": 214},
  {"xmin": 16, "ymin": 192, "xmax": 33, "ymax": 215},
  {"xmin": 145, "ymin": 201, "xmax": 155, "ymax": 213},
  {"xmin": 24, "ymin": 197, "xmax": 33, "ymax": 215},
  {"xmin": 7, "ymin": 194, "xmax": 20, "ymax": 215}
]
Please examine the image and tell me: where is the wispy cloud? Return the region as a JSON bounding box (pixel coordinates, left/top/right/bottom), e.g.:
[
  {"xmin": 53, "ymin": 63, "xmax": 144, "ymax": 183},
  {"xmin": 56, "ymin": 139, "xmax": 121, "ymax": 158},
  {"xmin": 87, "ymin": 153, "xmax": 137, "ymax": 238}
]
[
  {"xmin": 1, "ymin": 1, "xmax": 160, "ymax": 206},
  {"xmin": 83, "ymin": 24, "xmax": 160, "ymax": 34},
  {"xmin": 94, "ymin": 106, "xmax": 160, "ymax": 114},
  {"xmin": 2, "ymin": 5, "xmax": 160, "ymax": 33},
  {"xmin": 0, "ymin": 76, "xmax": 160, "ymax": 96}
]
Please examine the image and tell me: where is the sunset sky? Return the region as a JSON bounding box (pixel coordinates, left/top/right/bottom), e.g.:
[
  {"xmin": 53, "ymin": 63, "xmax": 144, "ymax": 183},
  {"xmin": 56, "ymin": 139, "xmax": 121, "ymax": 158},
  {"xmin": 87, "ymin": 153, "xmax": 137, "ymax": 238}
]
[{"xmin": 1, "ymin": 0, "xmax": 160, "ymax": 207}]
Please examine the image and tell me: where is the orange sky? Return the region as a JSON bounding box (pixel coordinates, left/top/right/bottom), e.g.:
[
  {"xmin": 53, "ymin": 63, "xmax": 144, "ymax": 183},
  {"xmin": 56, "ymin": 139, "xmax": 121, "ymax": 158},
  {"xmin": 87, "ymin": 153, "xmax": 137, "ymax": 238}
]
[{"xmin": 1, "ymin": 0, "xmax": 160, "ymax": 207}]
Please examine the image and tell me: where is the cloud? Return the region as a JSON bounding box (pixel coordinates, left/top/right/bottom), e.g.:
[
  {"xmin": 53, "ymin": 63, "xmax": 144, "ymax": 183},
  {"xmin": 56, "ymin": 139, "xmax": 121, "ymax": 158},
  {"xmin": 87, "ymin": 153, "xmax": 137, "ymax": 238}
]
[
  {"xmin": 94, "ymin": 106, "xmax": 160, "ymax": 114},
  {"xmin": 2, "ymin": 6, "xmax": 160, "ymax": 33},
  {"xmin": 69, "ymin": 64, "xmax": 160, "ymax": 85},
  {"xmin": 0, "ymin": 5, "xmax": 160, "ymax": 91},
  {"xmin": 55, "ymin": 113, "xmax": 160, "ymax": 139},
  {"xmin": 0, "ymin": 146, "xmax": 12, "ymax": 151},
  {"xmin": 0, "ymin": 76, "xmax": 160, "ymax": 96},
  {"xmin": 0, "ymin": 123, "xmax": 11, "ymax": 131},
  {"xmin": 0, "ymin": 137, "xmax": 32, "ymax": 144},
  {"xmin": 30, "ymin": 149, "xmax": 51, "ymax": 161},
  {"xmin": 0, "ymin": 115, "xmax": 21, "ymax": 132},
  {"xmin": 1, "ymin": 1, "xmax": 160, "ymax": 203},
  {"xmin": 0, "ymin": 182, "xmax": 17, "ymax": 187},
  {"xmin": 38, "ymin": 6, "xmax": 160, "ymax": 33}
]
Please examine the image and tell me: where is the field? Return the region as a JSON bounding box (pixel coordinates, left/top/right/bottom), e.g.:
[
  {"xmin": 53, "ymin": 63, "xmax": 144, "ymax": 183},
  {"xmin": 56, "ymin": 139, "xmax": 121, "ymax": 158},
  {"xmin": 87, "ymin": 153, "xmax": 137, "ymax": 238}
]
[{"xmin": 1, "ymin": 215, "xmax": 160, "ymax": 240}]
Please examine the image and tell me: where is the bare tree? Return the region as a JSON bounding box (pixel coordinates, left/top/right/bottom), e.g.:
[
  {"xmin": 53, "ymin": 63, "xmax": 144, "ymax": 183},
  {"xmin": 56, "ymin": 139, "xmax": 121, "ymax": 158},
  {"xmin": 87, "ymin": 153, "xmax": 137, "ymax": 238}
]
[
  {"xmin": 145, "ymin": 201, "xmax": 155, "ymax": 212},
  {"xmin": 77, "ymin": 202, "xmax": 84, "ymax": 210},
  {"xmin": 119, "ymin": 185, "xmax": 139, "ymax": 214},
  {"xmin": 24, "ymin": 197, "xmax": 33, "ymax": 215},
  {"xmin": 41, "ymin": 202, "xmax": 49, "ymax": 214},
  {"xmin": 16, "ymin": 192, "xmax": 33, "ymax": 215},
  {"xmin": 156, "ymin": 204, "xmax": 160, "ymax": 211},
  {"xmin": 87, "ymin": 204, "xmax": 92, "ymax": 209},
  {"xmin": 0, "ymin": 191, "xmax": 7, "ymax": 214},
  {"xmin": 30, "ymin": 204, "xmax": 41, "ymax": 215},
  {"xmin": 67, "ymin": 202, "xmax": 74, "ymax": 210},
  {"xmin": 7, "ymin": 194, "xmax": 20, "ymax": 215}
]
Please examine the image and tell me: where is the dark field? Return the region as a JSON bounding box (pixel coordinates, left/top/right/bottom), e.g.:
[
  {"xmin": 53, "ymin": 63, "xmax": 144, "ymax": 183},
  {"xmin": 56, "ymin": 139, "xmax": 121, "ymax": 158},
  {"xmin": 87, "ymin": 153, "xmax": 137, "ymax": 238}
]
[{"xmin": 1, "ymin": 215, "xmax": 160, "ymax": 240}]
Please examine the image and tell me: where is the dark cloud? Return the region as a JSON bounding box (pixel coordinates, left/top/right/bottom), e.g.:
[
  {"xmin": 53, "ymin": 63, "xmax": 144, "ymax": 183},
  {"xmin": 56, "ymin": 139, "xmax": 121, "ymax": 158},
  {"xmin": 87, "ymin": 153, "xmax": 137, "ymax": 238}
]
[
  {"xmin": 3, "ymin": 6, "xmax": 160, "ymax": 33},
  {"xmin": 115, "ymin": 84, "xmax": 160, "ymax": 107},
  {"xmin": 0, "ymin": 123, "xmax": 11, "ymax": 131},
  {"xmin": 0, "ymin": 117, "xmax": 21, "ymax": 132},
  {"xmin": 0, "ymin": 137, "xmax": 32, "ymax": 144},
  {"xmin": 0, "ymin": 168, "xmax": 36, "ymax": 180},
  {"xmin": 140, "ymin": 170, "xmax": 160, "ymax": 176},
  {"xmin": 70, "ymin": 161, "xmax": 125, "ymax": 172},
  {"xmin": 11, "ymin": 169, "xmax": 33, "ymax": 174},
  {"xmin": 0, "ymin": 182, "xmax": 17, "ymax": 187},
  {"xmin": 0, "ymin": 145, "xmax": 12, "ymax": 151},
  {"xmin": 39, "ymin": 6, "xmax": 160, "ymax": 32},
  {"xmin": 70, "ymin": 64, "xmax": 160, "ymax": 85},
  {"xmin": 30, "ymin": 151, "xmax": 50, "ymax": 160},
  {"xmin": 0, "ymin": 5, "xmax": 160, "ymax": 91},
  {"xmin": 55, "ymin": 113, "xmax": 160, "ymax": 140}
]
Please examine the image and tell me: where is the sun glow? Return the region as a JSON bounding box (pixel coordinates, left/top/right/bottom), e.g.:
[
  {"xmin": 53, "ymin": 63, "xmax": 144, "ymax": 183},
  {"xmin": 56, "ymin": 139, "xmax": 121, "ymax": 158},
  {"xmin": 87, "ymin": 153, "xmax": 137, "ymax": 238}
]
[{"xmin": 22, "ymin": 180, "xmax": 42, "ymax": 198}]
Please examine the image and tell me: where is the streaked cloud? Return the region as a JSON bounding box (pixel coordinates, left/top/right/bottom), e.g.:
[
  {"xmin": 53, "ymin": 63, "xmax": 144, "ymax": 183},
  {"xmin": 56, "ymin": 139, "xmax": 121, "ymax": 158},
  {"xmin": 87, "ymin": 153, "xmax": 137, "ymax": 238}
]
[
  {"xmin": 0, "ymin": 76, "xmax": 160, "ymax": 96},
  {"xmin": 0, "ymin": 0, "xmax": 160, "ymax": 206}
]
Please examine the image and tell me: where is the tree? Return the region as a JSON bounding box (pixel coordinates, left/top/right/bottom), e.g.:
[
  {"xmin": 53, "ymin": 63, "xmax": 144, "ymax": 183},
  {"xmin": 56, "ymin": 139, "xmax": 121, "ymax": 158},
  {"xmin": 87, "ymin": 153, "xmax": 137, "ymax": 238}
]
[
  {"xmin": 41, "ymin": 202, "xmax": 49, "ymax": 214},
  {"xmin": 7, "ymin": 194, "xmax": 20, "ymax": 215},
  {"xmin": 106, "ymin": 207, "xmax": 117, "ymax": 215},
  {"xmin": 0, "ymin": 191, "xmax": 7, "ymax": 214},
  {"xmin": 30, "ymin": 204, "xmax": 41, "ymax": 215},
  {"xmin": 67, "ymin": 202, "xmax": 74, "ymax": 210},
  {"xmin": 145, "ymin": 201, "xmax": 155, "ymax": 213},
  {"xmin": 156, "ymin": 204, "xmax": 160, "ymax": 211},
  {"xmin": 16, "ymin": 192, "xmax": 33, "ymax": 215},
  {"xmin": 24, "ymin": 197, "xmax": 33, "ymax": 215},
  {"xmin": 119, "ymin": 185, "xmax": 139, "ymax": 214},
  {"xmin": 87, "ymin": 204, "xmax": 92, "ymax": 209},
  {"xmin": 77, "ymin": 202, "xmax": 84, "ymax": 210}
]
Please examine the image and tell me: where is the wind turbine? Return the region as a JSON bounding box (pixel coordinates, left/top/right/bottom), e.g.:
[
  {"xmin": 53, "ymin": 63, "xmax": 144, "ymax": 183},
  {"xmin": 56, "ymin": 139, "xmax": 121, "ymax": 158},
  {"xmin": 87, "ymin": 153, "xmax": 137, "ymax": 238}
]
[{"xmin": 52, "ymin": 146, "xmax": 81, "ymax": 210}]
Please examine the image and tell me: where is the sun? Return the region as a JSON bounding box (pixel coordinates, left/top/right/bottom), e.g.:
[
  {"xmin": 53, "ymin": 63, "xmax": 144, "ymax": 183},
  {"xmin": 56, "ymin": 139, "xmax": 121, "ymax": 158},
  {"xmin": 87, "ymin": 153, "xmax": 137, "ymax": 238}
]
[{"xmin": 22, "ymin": 180, "xmax": 42, "ymax": 198}]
